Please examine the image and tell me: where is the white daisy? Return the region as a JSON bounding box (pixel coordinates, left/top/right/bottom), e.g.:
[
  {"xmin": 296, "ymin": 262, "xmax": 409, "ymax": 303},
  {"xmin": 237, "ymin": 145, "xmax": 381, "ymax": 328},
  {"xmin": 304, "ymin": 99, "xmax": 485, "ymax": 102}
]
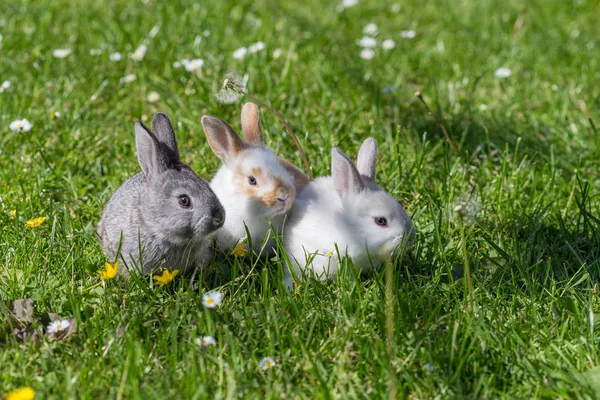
[
  {"xmin": 356, "ymin": 36, "xmax": 377, "ymax": 48},
  {"xmin": 47, "ymin": 319, "xmax": 70, "ymax": 333},
  {"xmin": 341, "ymin": 0, "xmax": 358, "ymax": 8},
  {"xmin": 202, "ymin": 291, "xmax": 224, "ymax": 308},
  {"xmin": 259, "ymin": 357, "xmax": 276, "ymax": 370},
  {"xmin": 359, "ymin": 48, "xmax": 375, "ymax": 60},
  {"xmin": 119, "ymin": 74, "xmax": 136, "ymax": 84},
  {"xmin": 131, "ymin": 44, "xmax": 147, "ymax": 61},
  {"xmin": 194, "ymin": 336, "xmax": 216, "ymax": 347},
  {"xmin": 109, "ymin": 52, "xmax": 122, "ymax": 62},
  {"xmin": 400, "ymin": 30, "xmax": 416, "ymax": 39},
  {"xmin": 233, "ymin": 47, "xmax": 247, "ymax": 60},
  {"xmin": 0, "ymin": 80, "xmax": 10, "ymax": 93},
  {"xmin": 248, "ymin": 41, "xmax": 265, "ymax": 53},
  {"xmin": 52, "ymin": 48, "xmax": 72, "ymax": 58},
  {"xmin": 90, "ymin": 48, "xmax": 102, "ymax": 56},
  {"xmin": 9, "ymin": 119, "xmax": 33, "ymax": 132},
  {"xmin": 494, "ymin": 67, "xmax": 512, "ymax": 78},
  {"xmin": 183, "ymin": 58, "xmax": 204, "ymax": 72},
  {"xmin": 363, "ymin": 23, "xmax": 378, "ymax": 36},
  {"xmin": 147, "ymin": 91, "xmax": 160, "ymax": 102},
  {"xmin": 272, "ymin": 48, "xmax": 282, "ymax": 59},
  {"xmin": 173, "ymin": 61, "xmax": 182, "ymax": 68},
  {"xmin": 382, "ymin": 39, "xmax": 396, "ymax": 50},
  {"xmin": 50, "ymin": 111, "xmax": 61, "ymax": 119}
]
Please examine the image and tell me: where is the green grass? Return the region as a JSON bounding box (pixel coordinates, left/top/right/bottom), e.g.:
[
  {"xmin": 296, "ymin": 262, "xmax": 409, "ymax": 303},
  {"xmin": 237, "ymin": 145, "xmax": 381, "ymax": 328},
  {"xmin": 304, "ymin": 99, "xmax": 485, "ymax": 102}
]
[{"xmin": 1, "ymin": 0, "xmax": 600, "ymax": 398}]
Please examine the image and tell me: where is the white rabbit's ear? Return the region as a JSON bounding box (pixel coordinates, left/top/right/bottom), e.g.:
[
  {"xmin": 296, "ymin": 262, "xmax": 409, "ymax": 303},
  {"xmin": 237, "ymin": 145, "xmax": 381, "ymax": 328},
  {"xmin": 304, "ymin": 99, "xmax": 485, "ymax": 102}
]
[
  {"xmin": 151, "ymin": 113, "xmax": 181, "ymax": 165},
  {"xmin": 332, "ymin": 147, "xmax": 363, "ymax": 196},
  {"xmin": 135, "ymin": 121, "xmax": 169, "ymax": 178},
  {"xmin": 201, "ymin": 115, "xmax": 245, "ymax": 163},
  {"xmin": 241, "ymin": 102, "xmax": 263, "ymax": 145},
  {"xmin": 356, "ymin": 137, "xmax": 378, "ymax": 181}
]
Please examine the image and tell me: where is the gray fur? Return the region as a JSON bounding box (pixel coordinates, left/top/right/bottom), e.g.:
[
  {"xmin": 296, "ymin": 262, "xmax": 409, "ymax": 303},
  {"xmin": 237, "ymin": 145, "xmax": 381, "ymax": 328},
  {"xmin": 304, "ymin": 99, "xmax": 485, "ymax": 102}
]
[{"xmin": 97, "ymin": 113, "xmax": 225, "ymax": 275}]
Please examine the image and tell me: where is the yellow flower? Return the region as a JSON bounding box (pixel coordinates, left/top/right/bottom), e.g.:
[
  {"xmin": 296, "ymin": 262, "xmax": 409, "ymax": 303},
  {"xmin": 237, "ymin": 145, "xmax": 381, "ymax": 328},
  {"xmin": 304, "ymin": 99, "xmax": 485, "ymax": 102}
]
[
  {"xmin": 326, "ymin": 251, "xmax": 334, "ymax": 257},
  {"xmin": 9, "ymin": 209, "xmax": 16, "ymax": 218},
  {"xmin": 24, "ymin": 216, "xmax": 46, "ymax": 228},
  {"xmin": 97, "ymin": 262, "xmax": 119, "ymax": 280},
  {"xmin": 230, "ymin": 243, "xmax": 248, "ymax": 257},
  {"xmin": 6, "ymin": 386, "xmax": 35, "ymax": 400},
  {"xmin": 153, "ymin": 269, "xmax": 179, "ymax": 286}
]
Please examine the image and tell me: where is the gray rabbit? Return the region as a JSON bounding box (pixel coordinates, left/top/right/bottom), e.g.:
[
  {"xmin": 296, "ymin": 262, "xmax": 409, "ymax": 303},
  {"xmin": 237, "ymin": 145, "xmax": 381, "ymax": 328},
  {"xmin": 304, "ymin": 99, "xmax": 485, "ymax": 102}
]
[{"xmin": 97, "ymin": 113, "xmax": 225, "ymax": 275}]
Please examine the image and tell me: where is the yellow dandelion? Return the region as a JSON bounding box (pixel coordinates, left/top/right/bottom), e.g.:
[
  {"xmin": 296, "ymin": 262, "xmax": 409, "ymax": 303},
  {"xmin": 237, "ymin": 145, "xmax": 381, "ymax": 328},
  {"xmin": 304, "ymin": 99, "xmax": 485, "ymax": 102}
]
[
  {"xmin": 230, "ymin": 243, "xmax": 248, "ymax": 257},
  {"xmin": 9, "ymin": 209, "xmax": 16, "ymax": 218},
  {"xmin": 97, "ymin": 262, "xmax": 119, "ymax": 280},
  {"xmin": 24, "ymin": 216, "xmax": 46, "ymax": 228},
  {"xmin": 6, "ymin": 386, "xmax": 35, "ymax": 400},
  {"xmin": 153, "ymin": 269, "xmax": 179, "ymax": 286}
]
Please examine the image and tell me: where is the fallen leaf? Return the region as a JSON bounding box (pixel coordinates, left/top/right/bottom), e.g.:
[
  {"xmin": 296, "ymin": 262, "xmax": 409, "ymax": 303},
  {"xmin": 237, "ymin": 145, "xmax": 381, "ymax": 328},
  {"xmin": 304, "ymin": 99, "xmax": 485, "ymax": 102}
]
[{"xmin": 7, "ymin": 299, "xmax": 35, "ymax": 326}]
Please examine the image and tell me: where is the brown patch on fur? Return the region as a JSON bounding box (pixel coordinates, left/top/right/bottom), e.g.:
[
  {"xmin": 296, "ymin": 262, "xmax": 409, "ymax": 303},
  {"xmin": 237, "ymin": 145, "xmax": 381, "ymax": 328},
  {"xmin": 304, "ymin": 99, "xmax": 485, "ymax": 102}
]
[
  {"xmin": 279, "ymin": 158, "xmax": 310, "ymax": 193},
  {"xmin": 261, "ymin": 175, "xmax": 295, "ymax": 208},
  {"xmin": 232, "ymin": 165, "xmax": 258, "ymax": 197}
]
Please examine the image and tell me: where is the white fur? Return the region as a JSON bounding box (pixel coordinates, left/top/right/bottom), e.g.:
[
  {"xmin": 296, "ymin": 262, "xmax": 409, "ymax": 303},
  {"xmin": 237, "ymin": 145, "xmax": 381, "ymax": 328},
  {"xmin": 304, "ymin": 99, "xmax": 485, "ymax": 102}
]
[
  {"xmin": 210, "ymin": 146, "xmax": 295, "ymax": 254},
  {"xmin": 283, "ymin": 145, "xmax": 414, "ymax": 287}
]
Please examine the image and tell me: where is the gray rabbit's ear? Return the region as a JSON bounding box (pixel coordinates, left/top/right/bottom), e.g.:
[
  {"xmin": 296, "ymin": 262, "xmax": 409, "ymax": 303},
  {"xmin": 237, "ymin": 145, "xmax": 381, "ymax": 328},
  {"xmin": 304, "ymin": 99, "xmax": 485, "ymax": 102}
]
[
  {"xmin": 356, "ymin": 137, "xmax": 378, "ymax": 181},
  {"xmin": 135, "ymin": 121, "xmax": 169, "ymax": 178},
  {"xmin": 201, "ymin": 115, "xmax": 245, "ymax": 163},
  {"xmin": 151, "ymin": 113, "xmax": 181, "ymax": 165},
  {"xmin": 332, "ymin": 147, "xmax": 363, "ymax": 197},
  {"xmin": 241, "ymin": 102, "xmax": 263, "ymax": 145}
]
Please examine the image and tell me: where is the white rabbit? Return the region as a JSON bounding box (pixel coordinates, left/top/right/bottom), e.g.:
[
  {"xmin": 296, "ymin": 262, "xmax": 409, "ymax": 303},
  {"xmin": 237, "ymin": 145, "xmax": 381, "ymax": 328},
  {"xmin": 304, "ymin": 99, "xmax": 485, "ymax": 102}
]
[
  {"xmin": 97, "ymin": 113, "xmax": 225, "ymax": 275},
  {"xmin": 201, "ymin": 103, "xmax": 308, "ymax": 255},
  {"xmin": 283, "ymin": 138, "xmax": 414, "ymax": 286}
]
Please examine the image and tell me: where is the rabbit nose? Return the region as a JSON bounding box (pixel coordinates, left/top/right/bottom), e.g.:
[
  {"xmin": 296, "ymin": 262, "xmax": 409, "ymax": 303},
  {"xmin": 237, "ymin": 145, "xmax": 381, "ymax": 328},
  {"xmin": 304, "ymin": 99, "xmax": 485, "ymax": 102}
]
[
  {"xmin": 211, "ymin": 207, "xmax": 225, "ymax": 227},
  {"xmin": 277, "ymin": 192, "xmax": 289, "ymax": 203}
]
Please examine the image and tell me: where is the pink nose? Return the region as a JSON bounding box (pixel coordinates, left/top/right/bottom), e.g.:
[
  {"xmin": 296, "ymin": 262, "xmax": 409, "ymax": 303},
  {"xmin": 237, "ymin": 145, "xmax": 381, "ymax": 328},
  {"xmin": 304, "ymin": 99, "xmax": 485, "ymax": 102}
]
[{"xmin": 277, "ymin": 193, "xmax": 289, "ymax": 203}]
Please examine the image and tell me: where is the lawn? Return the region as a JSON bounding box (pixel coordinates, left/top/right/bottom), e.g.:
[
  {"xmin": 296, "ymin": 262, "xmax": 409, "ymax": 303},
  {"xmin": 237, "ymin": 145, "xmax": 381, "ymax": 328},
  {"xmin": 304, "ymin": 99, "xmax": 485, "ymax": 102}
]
[{"xmin": 1, "ymin": 0, "xmax": 600, "ymax": 398}]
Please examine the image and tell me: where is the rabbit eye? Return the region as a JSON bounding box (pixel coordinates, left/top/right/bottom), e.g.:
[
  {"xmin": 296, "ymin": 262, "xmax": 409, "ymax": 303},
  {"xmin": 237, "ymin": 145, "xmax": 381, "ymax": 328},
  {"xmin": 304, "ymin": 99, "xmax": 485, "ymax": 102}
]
[
  {"xmin": 374, "ymin": 217, "xmax": 388, "ymax": 227},
  {"xmin": 178, "ymin": 195, "xmax": 191, "ymax": 208},
  {"xmin": 248, "ymin": 176, "xmax": 257, "ymax": 186}
]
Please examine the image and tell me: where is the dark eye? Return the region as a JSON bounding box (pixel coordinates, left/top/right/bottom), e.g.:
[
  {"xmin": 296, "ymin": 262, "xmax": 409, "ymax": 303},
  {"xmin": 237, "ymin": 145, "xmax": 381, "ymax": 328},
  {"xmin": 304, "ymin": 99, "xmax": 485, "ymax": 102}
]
[
  {"xmin": 178, "ymin": 195, "xmax": 191, "ymax": 208},
  {"xmin": 374, "ymin": 217, "xmax": 388, "ymax": 227},
  {"xmin": 248, "ymin": 176, "xmax": 257, "ymax": 186}
]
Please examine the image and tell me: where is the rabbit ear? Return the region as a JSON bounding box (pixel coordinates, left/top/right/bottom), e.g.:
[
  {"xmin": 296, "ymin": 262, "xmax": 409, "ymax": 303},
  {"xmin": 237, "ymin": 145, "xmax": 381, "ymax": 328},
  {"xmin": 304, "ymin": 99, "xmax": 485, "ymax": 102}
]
[
  {"xmin": 151, "ymin": 113, "xmax": 181, "ymax": 165},
  {"xmin": 279, "ymin": 158, "xmax": 311, "ymax": 192},
  {"xmin": 201, "ymin": 115, "xmax": 245, "ymax": 163},
  {"xmin": 332, "ymin": 147, "xmax": 363, "ymax": 196},
  {"xmin": 241, "ymin": 102, "xmax": 263, "ymax": 145},
  {"xmin": 135, "ymin": 121, "xmax": 170, "ymax": 178},
  {"xmin": 356, "ymin": 137, "xmax": 378, "ymax": 180}
]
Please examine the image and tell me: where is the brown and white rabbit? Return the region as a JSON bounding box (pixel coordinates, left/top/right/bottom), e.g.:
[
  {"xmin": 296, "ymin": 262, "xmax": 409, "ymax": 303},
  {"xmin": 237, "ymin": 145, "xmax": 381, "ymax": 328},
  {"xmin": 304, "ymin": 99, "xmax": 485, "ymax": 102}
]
[{"xmin": 201, "ymin": 103, "xmax": 308, "ymax": 255}]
